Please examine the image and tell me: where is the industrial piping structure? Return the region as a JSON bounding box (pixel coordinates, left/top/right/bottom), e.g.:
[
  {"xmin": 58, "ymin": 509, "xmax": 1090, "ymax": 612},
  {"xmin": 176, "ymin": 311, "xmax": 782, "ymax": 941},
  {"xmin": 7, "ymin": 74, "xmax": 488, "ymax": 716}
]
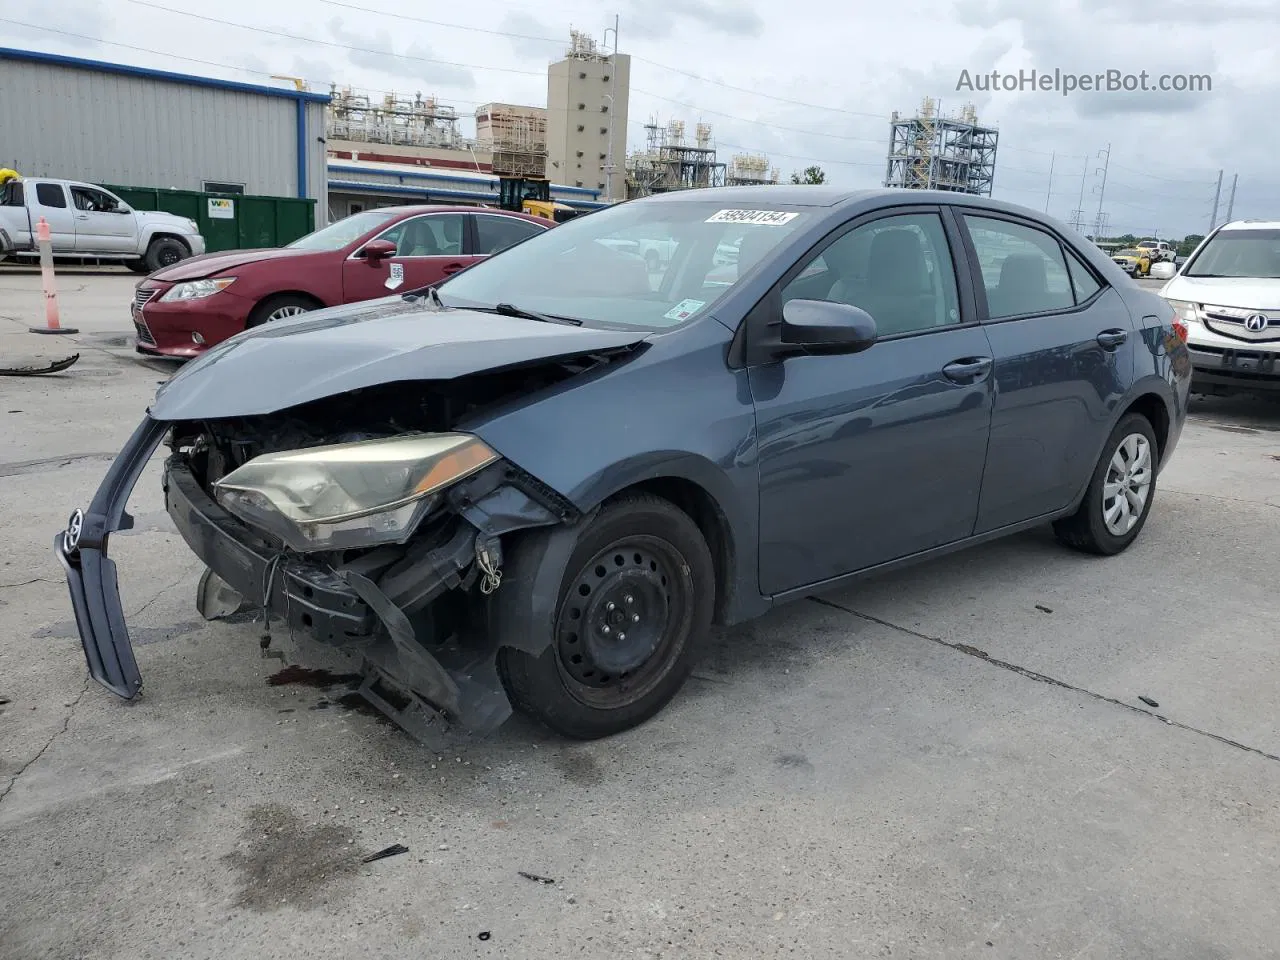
[{"xmin": 884, "ymin": 97, "xmax": 999, "ymax": 196}]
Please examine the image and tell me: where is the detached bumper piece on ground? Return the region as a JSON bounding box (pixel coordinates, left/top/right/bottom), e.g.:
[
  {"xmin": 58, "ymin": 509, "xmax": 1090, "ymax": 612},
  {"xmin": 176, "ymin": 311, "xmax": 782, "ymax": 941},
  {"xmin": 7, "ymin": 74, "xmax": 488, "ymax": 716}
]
[{"xmin": 56, "ymin": 414, "xmax": 590, "ymax": 742}]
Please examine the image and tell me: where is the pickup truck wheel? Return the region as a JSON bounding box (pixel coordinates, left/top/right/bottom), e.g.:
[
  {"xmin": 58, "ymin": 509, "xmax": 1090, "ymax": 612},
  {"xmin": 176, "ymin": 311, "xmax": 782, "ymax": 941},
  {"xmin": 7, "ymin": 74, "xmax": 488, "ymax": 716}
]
[
  {"xmin": 1053, "ymin": 413, "xmax": 1158, "ymax": 556},
  {"xmin": 144, "ymin": 237, "xmax": 188, "ymax": 272},
  {"xmin": 125, "ymin": 259, "xmax": 150, "ymax": 275},
  {"xmin": 497, "ymin": 493, "xmax": 715, "ymax": 740},
  {"xmin": 248, "ymin": 294, "xmax": 318, "ymax": 327}
]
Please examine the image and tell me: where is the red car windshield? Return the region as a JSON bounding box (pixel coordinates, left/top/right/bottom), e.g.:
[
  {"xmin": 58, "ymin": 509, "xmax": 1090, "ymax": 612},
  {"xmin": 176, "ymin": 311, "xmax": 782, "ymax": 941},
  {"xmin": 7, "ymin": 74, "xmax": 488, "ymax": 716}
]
[{"xmin": 285, "ymin": 209, "xmax": 406, "ymax": 252}]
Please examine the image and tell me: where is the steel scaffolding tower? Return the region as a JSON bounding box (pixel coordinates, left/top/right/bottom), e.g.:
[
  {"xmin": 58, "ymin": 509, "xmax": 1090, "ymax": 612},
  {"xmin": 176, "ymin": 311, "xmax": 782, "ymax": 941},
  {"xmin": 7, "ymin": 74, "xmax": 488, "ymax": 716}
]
[{"xmin": 884, "ymin": 98, "xmax": 998, "ymax": 196}]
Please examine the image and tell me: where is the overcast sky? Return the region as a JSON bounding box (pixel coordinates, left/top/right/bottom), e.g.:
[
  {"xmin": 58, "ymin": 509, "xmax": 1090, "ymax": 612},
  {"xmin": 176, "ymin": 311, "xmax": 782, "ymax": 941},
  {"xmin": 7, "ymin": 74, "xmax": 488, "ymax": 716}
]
[{"xmin": 2, "ymin": 0, "xmax": 1276, "ymax": 237}]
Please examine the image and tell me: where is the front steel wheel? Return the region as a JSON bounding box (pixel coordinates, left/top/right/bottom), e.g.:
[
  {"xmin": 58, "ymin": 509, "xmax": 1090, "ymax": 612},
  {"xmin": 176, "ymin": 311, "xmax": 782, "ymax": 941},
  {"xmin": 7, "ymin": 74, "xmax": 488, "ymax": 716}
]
[
  {"xmin": 498, "ymin": 493, "xmax": 715, "ymax": 740},
  {"xmin": 1054, "ymin": 412, "xmax": 1159, "ymax": 555}
]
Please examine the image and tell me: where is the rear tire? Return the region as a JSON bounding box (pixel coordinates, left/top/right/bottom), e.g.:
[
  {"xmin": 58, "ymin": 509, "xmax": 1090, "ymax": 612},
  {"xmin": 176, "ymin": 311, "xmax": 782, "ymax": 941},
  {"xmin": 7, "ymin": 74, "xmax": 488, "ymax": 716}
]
[
  {"xmin": 1053, "ymin": 412, "xmax": 1159, "ymax": 555},
  {"xmin": 247, "ymin": 294, "xmax": 317, "ymax": 327},
  {"xmin": 125, "ymin": 259, "xmax": 150, "ymax": 275},
  {"xmin": 143, "ymin": 237, "xmax": 188, "ymax": 273},
  {"xmin": 497, "ymin": 493, "xmax": 715, "ymax": 740}
]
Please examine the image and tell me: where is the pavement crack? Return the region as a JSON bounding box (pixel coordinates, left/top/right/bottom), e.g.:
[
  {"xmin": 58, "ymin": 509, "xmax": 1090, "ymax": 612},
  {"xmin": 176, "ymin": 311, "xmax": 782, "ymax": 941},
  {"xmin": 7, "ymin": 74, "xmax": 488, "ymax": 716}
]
[
  {"xmin": 130, "ymin": 571, "xmax": 191, "ymax": 619},
  {"xmin": 1162, "ymin": 488, "xmax": 1280, "ymax": 511},
  {"xmin": 808, "ymin": 595, "xmax": 1280, "ymax": 766},
  {"xmin": 0, "ymin": 676, "xmax": 91, "ymax": 807},
  {"xmin": 0, "ymin": 577, "xmax": 59, "ymax": 589}
]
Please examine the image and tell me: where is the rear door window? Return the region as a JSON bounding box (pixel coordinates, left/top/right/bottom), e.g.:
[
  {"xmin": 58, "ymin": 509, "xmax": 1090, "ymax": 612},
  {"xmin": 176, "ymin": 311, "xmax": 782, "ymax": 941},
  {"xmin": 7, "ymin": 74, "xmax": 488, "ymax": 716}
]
[
  {"xmin": 962, "ymin": 215, "xmax": 1075, "ymax": 319},
  {"xmin": 35, "ymin": 183, "xmax": 67, "ymax": 208},
  {"xmin": 473, "ymin": 214, "xmax": 544, "ymax": 255}
]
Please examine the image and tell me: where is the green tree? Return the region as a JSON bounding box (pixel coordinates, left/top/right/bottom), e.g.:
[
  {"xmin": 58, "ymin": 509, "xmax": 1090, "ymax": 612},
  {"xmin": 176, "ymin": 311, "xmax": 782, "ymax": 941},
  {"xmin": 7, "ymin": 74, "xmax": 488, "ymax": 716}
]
[
  {"xmin": 790, "ymin": 165, "xmax": 826, "ymax": 185},
  {"xmin": 1178, "ymin": 234, "xmax": 1204, "ymax": 258}
]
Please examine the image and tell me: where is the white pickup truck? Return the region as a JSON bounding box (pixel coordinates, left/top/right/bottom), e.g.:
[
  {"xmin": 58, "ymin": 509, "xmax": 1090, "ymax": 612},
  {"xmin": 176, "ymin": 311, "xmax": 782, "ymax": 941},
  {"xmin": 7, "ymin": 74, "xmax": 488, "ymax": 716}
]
[{"xmin": 0, "ymin": 177, "xmax": 205, "ymax": 273}]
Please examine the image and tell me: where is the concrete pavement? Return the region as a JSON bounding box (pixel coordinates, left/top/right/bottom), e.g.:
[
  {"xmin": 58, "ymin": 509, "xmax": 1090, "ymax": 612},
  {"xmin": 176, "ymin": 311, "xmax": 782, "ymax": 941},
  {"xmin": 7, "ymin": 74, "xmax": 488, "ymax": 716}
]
[{"xmin": 1, "ymin": 269, "xmax": 1277, "ymax": 960}]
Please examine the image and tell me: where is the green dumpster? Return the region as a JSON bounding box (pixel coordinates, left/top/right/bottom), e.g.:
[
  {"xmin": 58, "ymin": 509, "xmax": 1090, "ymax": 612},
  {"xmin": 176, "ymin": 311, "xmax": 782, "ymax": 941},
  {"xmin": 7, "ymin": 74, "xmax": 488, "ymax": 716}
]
[{"xmin": 104, "ymin": 185, "xmax": 316, "ymax": 253}]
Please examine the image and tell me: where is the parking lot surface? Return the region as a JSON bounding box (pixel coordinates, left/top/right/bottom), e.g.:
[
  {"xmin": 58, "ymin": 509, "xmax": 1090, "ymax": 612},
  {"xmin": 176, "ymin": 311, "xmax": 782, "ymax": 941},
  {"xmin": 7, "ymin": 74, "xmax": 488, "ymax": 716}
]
[{"xmin": 2, "ymin": 268, "xmax": 1278, "ymax": 960}]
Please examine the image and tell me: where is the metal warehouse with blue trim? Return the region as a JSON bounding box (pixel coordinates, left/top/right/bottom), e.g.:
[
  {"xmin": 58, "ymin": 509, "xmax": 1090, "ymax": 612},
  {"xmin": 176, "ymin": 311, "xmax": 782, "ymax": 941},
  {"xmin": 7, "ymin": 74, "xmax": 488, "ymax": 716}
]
[
  {"xmin": 0, "ymin": 47, "xmax": 331, "ymax": 222},
  {"xmin": 0, "ymin": 47, "xmax": 609, "ymax": 236}
]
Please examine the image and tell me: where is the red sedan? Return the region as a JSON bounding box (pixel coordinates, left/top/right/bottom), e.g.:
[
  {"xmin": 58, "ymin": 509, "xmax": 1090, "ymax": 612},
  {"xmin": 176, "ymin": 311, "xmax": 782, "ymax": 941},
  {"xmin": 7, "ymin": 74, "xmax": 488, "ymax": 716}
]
[{"xmin": 131, "ymin": 205, "xmax": 551, "ymax": 357}]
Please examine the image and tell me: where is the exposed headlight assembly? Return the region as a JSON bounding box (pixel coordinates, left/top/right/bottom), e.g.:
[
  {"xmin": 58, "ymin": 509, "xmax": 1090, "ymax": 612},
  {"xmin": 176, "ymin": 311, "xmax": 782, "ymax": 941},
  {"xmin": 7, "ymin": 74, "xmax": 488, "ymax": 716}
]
[
  {"xmin": 161, "ymin": 278, "xmax": 237, "ymax": 302},
  {"xmin": 212, "ymin": 433, "xmax": 499, "ymax": 552}
]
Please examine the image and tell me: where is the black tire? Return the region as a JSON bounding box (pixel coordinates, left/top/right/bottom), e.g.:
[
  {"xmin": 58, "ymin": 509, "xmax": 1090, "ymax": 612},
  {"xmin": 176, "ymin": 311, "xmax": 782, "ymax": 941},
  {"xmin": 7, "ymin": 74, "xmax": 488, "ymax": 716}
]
[
  {"xmin": 497, "ymin": 493, "xmax": 715, "ymax": 740},
  {"xmin": 247, "ymin": 294, "xmax": 317, "ymax": 328},
  {"xmin": 1053, "ymin": 412, "xmax": 1159, "ymax": 555},
  {"xmin": 143, "ymin": 237, "xmax": 188, "ymax": 273},
  {"xmin": 125, "ymin": 259, "xmax": 150, "ymax": 275}
]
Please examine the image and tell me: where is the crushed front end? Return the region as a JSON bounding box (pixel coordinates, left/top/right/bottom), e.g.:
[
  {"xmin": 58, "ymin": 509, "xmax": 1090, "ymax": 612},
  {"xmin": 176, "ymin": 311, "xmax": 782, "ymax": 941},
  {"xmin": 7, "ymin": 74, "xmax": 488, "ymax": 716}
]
[{"xmin": 55, "ymin": 373, "xmax": 596, "ymax": 742}]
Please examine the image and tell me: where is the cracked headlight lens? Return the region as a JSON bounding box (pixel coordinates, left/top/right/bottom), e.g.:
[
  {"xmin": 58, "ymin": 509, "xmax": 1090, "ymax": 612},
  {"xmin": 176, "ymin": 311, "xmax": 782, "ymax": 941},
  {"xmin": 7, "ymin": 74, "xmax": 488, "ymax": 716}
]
[{"xmin": 213, "ymin": 433, "xmax": 498, "ymax": 552}]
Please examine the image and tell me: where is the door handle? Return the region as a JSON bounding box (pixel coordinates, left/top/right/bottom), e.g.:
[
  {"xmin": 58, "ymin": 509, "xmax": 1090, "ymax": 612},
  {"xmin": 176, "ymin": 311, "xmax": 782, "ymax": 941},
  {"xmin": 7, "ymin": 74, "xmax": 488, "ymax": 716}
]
[
  {"xmin": 441, "ymin": 262, "xmax": 465, "ymax": 275},
  {"xmin": 1097, "ymin": 329, "xmax": 1128, "ymax": 349},
  {"xmin": 75, "ymin": 214, "xmax": 89, "ymax": 220},
  {"xmin": 942, "ymin": 357, "xmax": 993, "ymax": 384}
]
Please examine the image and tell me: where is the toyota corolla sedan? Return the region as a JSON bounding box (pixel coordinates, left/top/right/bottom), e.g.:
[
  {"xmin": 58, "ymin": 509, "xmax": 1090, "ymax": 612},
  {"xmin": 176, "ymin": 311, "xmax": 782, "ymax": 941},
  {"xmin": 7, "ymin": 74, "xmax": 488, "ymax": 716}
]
[
  {"xmin": 131, "ymin": 205, "xmax": 549, "ymax": 357},
  {"xmin": 57, "ymin": 186, "xmax": 1190, "ymax": 744}
]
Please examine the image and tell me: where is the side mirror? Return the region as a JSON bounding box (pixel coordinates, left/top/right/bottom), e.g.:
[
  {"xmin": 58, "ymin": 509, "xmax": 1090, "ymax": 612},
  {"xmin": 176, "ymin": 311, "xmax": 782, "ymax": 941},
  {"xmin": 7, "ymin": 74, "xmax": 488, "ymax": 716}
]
[
  {"xmin": 780, "ymin": 299, "xmax": 877, "ymax": 354},
  {"xmin": 359, "ymin": 239, "xmax": 397, "ymax": 262},
  {"xmin": 1148, "ymin": 261, "xmax": 1176, "ymax": 281}
]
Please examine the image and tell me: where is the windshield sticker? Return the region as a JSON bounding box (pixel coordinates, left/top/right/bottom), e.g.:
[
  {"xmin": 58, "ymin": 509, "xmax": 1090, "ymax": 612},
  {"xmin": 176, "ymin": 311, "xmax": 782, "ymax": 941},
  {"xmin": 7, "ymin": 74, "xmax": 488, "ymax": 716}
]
[
  {"xmin": 664, "ymin": 299, "xmax": 706, "ymax": 321},
  {"xmin": 705, "ymin": 209, "xmax": 798, "ymax": 226},
  {"xmin": 385, "ymin": 262, "xmax": 404, "ymax": 290}
]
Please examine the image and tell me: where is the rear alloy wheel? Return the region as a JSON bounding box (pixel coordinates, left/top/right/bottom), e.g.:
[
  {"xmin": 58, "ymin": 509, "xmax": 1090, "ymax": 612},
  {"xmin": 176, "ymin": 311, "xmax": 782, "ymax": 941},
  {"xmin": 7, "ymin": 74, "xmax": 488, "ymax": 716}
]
[
  {"xmin": 248, "ymin": 294, "xmax": 317, "ymax": 327},
  {"xmin": 497, "ymin": 493, "xmax": 715, "ymax": 740},
  {"xmin": 1053, "ymin": 412, "xmax": 1158, "ymax": 555}
]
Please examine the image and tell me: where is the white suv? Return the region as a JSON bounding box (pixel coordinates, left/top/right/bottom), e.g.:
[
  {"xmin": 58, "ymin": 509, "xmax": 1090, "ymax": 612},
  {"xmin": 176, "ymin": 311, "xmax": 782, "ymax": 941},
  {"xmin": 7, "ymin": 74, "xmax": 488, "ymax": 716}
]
[{"xmin": 1158, "ymin": 220, "xmax": 1280, "ymax": 396}]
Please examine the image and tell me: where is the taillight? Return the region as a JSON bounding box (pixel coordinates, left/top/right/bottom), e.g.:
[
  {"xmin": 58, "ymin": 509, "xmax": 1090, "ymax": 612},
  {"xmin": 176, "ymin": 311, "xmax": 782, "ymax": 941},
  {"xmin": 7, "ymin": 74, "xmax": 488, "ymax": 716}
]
[{"xmin": 1172, "ymin": 319, "xmax": 1188, "ymax": 342}]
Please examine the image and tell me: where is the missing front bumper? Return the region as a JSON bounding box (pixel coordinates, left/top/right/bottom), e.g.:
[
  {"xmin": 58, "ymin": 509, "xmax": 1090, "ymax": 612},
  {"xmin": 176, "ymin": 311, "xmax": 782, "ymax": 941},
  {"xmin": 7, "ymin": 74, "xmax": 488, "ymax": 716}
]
[{"xmin": 53, "ymin": 415, "xmax": 566, "ymax": 741}]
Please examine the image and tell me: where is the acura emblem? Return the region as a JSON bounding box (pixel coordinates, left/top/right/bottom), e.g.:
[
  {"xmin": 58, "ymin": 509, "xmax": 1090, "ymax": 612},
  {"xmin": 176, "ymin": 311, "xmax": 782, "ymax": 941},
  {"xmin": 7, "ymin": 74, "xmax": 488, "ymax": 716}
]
[
  {"xmin": 1245, "ymin": 313, "xmax": 1269, "ymax": 332},
  {"xmin": 63, "ymin": 508, "xmax": 84, "ymax": 554}
]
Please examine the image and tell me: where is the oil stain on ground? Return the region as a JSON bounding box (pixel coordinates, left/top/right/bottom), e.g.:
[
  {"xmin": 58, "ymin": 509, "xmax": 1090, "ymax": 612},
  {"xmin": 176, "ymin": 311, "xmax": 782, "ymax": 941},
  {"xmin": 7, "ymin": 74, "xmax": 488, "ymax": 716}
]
[
  {"xmin": 554, "ymin": 749, "xmax": 605, "ymax": 786},
  {"xmin": 221, "ymin": 803, "xmax": 360, "ymax": 911}
]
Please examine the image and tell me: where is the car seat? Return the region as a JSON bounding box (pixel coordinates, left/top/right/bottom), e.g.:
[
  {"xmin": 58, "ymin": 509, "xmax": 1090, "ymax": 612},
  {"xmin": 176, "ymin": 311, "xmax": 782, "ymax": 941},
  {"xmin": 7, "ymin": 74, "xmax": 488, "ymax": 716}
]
[
  {"xmin": 440, "ymin": 217, "xmax": 463, "ymax": 255},
  {"xmin": 832, "ymin": 228, "xmax": 934, "ymax": 335},
  {"xmin": 397, "ymin": 219, "xmax": 435, "ymax": 257},
  {"xmin": 988, "ymin": 253, "xmax": 1051, "ymax": 318}
]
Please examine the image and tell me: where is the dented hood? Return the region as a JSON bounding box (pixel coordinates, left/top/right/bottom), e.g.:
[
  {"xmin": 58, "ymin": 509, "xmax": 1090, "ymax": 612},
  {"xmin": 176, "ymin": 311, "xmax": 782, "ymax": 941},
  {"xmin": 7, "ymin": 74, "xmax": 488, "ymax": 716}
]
[{"xmin": 149, "ymin": 295, "xmax": 647, "ymax": 421}]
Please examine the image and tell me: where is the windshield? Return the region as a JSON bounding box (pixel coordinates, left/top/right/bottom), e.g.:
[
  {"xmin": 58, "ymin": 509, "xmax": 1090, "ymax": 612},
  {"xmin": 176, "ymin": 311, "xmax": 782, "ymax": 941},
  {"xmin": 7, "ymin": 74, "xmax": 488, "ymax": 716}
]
[
  {"xmin": 1184, "ymin": 228, "xmax": 1280, "ymax": 278},
  {"xmin": 436, "ymin": 199, "xmax": 809, "ymax": 329},
  {"xmin": 286, "ymin": 208, "xmax": 405, "ymax": 252}
]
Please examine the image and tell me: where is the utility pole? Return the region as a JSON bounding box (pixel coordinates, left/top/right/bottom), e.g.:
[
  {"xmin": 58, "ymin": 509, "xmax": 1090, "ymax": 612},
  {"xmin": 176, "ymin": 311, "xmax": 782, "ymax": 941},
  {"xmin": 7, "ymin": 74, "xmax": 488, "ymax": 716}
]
[
  {"xmin": 602, "ymin": 15, "xmax": 620, "ymax": 203},
  {"xmin": 1208, "ymin": 169, "xmax": 1223, "ymax": 232},
  {"xmin": 1092, "ymin": 143, "xmax": 1111, "ymax": 239},
  {"xmin": 1045, "ymin": 151, "xmax": 1055, "ymax": 214},
  {"xmin": 1068, "ymin": 154, "xmax": 1089, "ymax": 233},
  {"xmin": 1225, "ymin": 173, "xmax": 1238, "ymax": 223}
]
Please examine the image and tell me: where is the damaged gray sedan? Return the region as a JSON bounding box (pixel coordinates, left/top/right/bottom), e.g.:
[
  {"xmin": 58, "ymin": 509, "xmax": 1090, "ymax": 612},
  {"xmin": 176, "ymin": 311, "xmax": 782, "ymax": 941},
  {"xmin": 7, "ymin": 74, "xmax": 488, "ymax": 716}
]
[{"xmin": 55, "ymin": 186, "xmax": 1189, "ymax": 741}]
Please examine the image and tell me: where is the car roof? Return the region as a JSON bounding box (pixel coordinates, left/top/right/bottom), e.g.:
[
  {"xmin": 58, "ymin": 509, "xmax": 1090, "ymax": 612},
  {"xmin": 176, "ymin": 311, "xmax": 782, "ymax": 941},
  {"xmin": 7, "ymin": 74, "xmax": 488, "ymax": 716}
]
[
  {"xmin": 633, "ymin": 185, "xmax": 1085, "ymax": 224},
  {"xmin": 359, "ymin": 204, "xmax": 540, "ymax": 219},
  {"xmin": 1219, "ymin": 220, "xmax": 1280, "ymax": 231}
]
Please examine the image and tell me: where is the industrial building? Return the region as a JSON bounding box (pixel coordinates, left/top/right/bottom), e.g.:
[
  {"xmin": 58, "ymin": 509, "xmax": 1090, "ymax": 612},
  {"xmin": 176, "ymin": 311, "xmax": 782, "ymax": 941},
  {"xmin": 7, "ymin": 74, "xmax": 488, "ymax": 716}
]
[
  {"xmin": 0, "ymin": 46, "xmax": 330, "ymax": 222},
  {"xmin": 325, "ymin": 86, "xmax": 493, "ymax": 173},
  {"xmin": 625, "ymin": 119, "xmax": 739, "ymax": 198},
  {"xmin": 546, "ymin": 31, "xmax": 631, "ymax": 200},
  {"xmin": 884, "ymin": 98, "xmax": 999, "ymax": 196},
  {"xmin": 475, "ymin": 102, "xmax": 549, "ymax": 178}
]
